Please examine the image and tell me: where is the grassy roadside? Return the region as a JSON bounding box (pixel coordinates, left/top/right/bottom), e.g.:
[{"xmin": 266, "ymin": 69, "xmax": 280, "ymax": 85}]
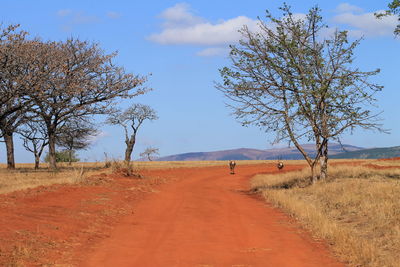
[
  {"xmin": 0, "ymin": 163, "xmax": 107, "ymax": 194},
  {"xmin": 251, "ymin": 161, "xmax": 400, "ymax": 267}
]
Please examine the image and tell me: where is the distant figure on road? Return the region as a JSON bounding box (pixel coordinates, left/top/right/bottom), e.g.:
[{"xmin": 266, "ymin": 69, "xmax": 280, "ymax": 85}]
[
  {"xmin": 277, "ymin": 161, "xmax": 284, "ymax": 170},
  {"xmin": 229, "ymin": 160, "xmax": 236, "ymax": 174}
]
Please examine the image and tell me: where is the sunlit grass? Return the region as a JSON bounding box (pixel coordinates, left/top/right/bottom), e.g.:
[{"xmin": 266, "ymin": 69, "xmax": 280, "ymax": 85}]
[
  {"xmin": 251, "ymin": 160, "xmax": 400, "ymax": 267},
  {"xmin": 0, "ymin": 162, "xmax": 108, "ymax": 194}
]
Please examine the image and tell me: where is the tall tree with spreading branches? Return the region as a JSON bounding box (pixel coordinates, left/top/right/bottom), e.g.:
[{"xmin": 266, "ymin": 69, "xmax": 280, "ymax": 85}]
[
  {"xmin": 218, "ymin": 5, "xmax": 386, "ymax": 183},
  {"xmin": 107, "ymin": 104, "xmax": 158, "ymax": 163},
  {"xmin": 27, "ymin": 39, "xmax": 149, "ymax": 169},
  {"xmin": 0, "ymin": 24, "xmax": 34, "ymax": 169}
]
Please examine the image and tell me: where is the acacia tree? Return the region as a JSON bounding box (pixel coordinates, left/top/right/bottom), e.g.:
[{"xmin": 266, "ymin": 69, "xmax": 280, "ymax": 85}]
[
  {"xmin": 18, "ymin": 120, "xmax": 48, "ymax": 169},
  {"xmin": 27, "ymin": 39, "xmax": 148, "ymax": 169},
  {"xmin": 0, "ymin": 24, "xmax": 33, "ymax": 169},
  {"xmin": 107, "ymin": 104, "xmax": 158, "ymax": 163},
  {"xmin": 218, "ymin": 5, "xmax": 385, "ymax": 183},
  {"xmin": 56, "ymin": 118, "xmax": 97, "ymax": 165},
  {"xmin": 140, "ymin": 147, "xmax": 159, "ymax": 161}
]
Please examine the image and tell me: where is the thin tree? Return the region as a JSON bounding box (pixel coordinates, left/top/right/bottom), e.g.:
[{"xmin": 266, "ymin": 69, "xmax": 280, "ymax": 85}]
[
  {"xmin": 140, "ymin": 147, "xmax": 159, "ymax": 161},
  {"xmin": 218, "ymin": 5, "xmax": 385, "ymax": 183},
  {"xmin": 107, "ymin": 104, "xmax": 158, "ymax": 163},
  {"xmin": 27, "ymin": 39, "xmax": 149, "ymax": 169},
  {"xmin": 18, "ymin": 120, "xmax": 48, "ymax": 169},
  {"xmin": 56, "ymin": 119, "xmax": 98, "ymax": 165}
]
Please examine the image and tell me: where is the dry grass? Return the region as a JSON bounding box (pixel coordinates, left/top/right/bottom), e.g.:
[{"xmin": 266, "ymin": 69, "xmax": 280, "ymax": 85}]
[
  {"xmin": 0, "ymin": 163, "xmax": 108, "ymax": 194},
  {"xmin": 251, "ymin": 160, "xmax": 400, "ymax": 267}
]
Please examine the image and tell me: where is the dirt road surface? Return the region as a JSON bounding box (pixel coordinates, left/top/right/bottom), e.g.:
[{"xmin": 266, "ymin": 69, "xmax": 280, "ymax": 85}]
[{"xmin": 81, "ymin": 164, "xmax": 343, "ymax": 267}]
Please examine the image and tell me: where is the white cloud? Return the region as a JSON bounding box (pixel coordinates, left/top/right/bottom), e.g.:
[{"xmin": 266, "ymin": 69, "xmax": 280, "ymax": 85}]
[
  {"xmin": 333, "ymin": 8, "xmax": 397, "ymax": 37},
  {"xmin": 148, "ymin": 3, "xmax": 259, "ymax": 46},
  {"xmin": 160, "ymin": 3, "xmax": 204, "ymax": 28},
  {"xmin": 335, "ymin": 3, "xmax": 364, "ymax": 13},
  {"xmin": 196, "ymin": 47, "xmax": 230, "ymax": 57}
]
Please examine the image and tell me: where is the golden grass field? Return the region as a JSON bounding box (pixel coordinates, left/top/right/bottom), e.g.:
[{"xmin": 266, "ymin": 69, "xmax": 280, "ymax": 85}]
[
  {"xmin": 0, "ymin": 162, "xmax": 106, "ymax": 194},
  {"xmin": 251, "ymin": 159, "xmax": 400, "ymax": 267}
]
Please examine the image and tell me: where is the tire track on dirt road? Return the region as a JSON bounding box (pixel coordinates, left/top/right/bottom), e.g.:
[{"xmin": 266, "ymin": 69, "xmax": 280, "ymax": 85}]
[{"xmin": 82, "ymin": 164, "xmax": 343, "ymax": 267}]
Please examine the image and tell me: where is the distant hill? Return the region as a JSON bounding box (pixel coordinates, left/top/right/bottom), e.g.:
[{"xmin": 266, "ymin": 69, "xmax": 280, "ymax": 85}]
[
  {"xmin": 155, "ymin": 143, "xmax": 364, "ymax": 161},
  {"xmin": 331, "ymin": 146, "xmax": 400, "ymax": 159}
]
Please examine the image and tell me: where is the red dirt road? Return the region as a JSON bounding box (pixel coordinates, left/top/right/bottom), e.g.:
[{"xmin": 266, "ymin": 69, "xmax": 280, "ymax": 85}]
[{"xmin": 82, "ymin": 164, "xmax": 343, "ymax": 267}]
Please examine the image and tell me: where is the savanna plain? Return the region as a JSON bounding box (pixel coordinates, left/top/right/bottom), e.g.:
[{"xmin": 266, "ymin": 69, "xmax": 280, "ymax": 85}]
[{"xmin": 0, "ymin": 158, "xmax": 399, "ymax": 266}]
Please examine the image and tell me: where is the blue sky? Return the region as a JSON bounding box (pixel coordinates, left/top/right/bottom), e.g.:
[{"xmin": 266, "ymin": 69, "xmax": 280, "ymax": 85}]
[{"xmin": 0, "ymin": 0, "xmax": 399, "ymax": 162}]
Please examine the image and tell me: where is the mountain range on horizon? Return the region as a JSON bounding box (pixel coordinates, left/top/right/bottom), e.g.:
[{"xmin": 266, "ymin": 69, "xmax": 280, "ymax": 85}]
[
  {"xmin": 331, "ymin": 146, "xmax": 400, "ymax": 159},
  {"xmin": 151, "ymin": 143, "xmax": 367, "ymax": 161}
]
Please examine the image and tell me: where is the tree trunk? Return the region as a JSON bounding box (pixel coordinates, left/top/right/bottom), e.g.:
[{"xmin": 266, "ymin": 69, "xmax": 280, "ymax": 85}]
[
  {"xmin": 34, "ymin": 154, "xmax": 40, "ymax": 169},
  {"xmin": 319, "ymin": 140, "xmax": 328, "ymax": 180},
  {"xmin": 4, "ymin": 132, "xmax": 15, "ymax": 169},
  {"xmin": 68, "ymin": 149, "xmax": 72, "ymax": 165},
  {"xmin": 124, "ymin": 144, "xmax": 134, "ymax": 163},
  {"xmin": 48, "ymin": 131, "xmax": 57, "ymax": 170},
  {"xmin": 311, "ymin": 164, "xmax": 318, "ymax": 184},
  {"xmin": 124, "ymin": 135, "xmax": 136, "ymax": 163}
]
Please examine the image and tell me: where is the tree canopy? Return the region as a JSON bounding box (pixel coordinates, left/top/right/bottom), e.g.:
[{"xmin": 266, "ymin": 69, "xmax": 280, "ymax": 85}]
[
  {"xmin": 26, "ymin": 39, "xmax": 149, "ymax": 169},
  {"xmin": 218, "ymin": 5, "xmax": 385, "ymax": 182}
]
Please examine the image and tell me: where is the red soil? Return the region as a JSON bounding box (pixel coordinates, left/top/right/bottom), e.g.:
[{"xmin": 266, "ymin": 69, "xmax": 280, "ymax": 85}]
[
  {"xmin": 363, "ymin": 163, "xmax": 400, "ymax": 169},
  {"xmin": 377, "ymin": 157, "xmax": 400, "ymax": 161},
  {"xmin": 0, "ymin": 164, "xmax": 344, "ymax": 266}
]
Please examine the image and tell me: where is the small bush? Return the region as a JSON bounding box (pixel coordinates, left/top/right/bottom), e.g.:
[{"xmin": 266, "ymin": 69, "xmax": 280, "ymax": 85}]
[{"xmin": 44, "ymin": 150, "xmax": 79, "ymax": 163}]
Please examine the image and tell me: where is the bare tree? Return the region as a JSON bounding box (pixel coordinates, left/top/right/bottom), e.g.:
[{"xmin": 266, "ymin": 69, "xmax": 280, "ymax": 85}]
[
  {"xmin": 56, "ymin": 118, "xmax": 98, "ymax": 165},
  {"xmin": 218, "ymin": 5, "xmax": 385, "ymax": 183},
  {"xmin": 0, "ymin": 24, "xmax": 33, "ymax": 169},
  {"xmin": 140, "ymin": 147, "xmax": 159, "ymax": 161},
  {"xmin": 27, "ymin": 39, "xmax": 149, "ymax": 169},
  {"xmin": 107, "ymin": 104, "xmax": 158, "ymax": 163},
  {"xmin": 18, "ymin": 120, "xmax": 48, "ymax": 169}
]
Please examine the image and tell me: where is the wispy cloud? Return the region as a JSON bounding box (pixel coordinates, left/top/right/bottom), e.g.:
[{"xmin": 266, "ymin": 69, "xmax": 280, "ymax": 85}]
[
  {"xmin": 57, "ymin": 9, "xmax": 72, "ymax": 17},
  {"xmin": 107, "ymin": 11, "xmax": 121, "ymax": 19},
  {"xmin": 56, "ymin": 9, "xmax": 100, "ymax": 32},
  {"xmin": 335, "ymin": 3, "xmax": 364, "ymax": 14},
  {"xmin": 333, "ymin": 3, "xmax": 397, "ymax": 38},
  {"xmin": 160, "ymin": 3, "xmax": 205, "ymax": 29}
]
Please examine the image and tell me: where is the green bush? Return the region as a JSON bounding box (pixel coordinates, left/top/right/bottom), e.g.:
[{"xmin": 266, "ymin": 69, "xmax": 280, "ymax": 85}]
[{"xmin": 44, "ymin": 150, "xmax": 80, "ymax": 163}]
